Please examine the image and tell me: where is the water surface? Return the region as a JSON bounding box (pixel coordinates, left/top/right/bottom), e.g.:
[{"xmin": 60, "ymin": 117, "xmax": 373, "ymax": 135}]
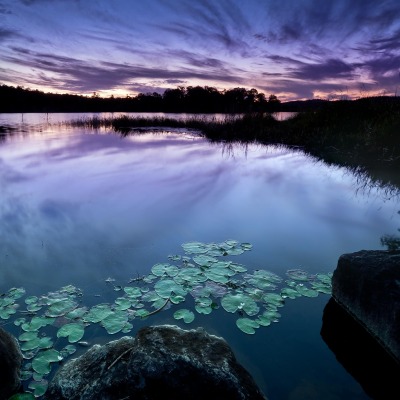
[{"xmin": 0, "ymin": 113, "xmax": 398, "ymax": 399}]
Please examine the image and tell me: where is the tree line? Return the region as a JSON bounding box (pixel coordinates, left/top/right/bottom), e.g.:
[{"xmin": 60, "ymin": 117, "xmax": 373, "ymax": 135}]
[{"xmin": 0, "ymin": 84, "xmax": 282, "ymax": 113}]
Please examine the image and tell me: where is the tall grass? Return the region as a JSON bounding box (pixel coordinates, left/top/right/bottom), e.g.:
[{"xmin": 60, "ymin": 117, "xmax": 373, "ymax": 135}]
[{"xmin": 68, "ymin": 97, "xmax": 400, "ymax": 190}]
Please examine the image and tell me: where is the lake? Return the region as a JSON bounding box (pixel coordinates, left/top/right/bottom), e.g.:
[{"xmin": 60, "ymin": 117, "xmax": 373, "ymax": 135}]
[{"xmin": 1, "ymin": 112, "xmax": 398, "ymax": 399}]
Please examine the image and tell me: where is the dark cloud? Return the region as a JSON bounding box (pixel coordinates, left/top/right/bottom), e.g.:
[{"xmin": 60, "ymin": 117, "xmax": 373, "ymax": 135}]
[
  {"xmin": 364, "ymin": 28, "xmax": 400, "ymax": 52},
  {"xmin": 289, "ymin": 58, "xmax": 356, "ymax": 81},
  {"xmin": 0, "ymin": 27, "xmax": 18, "ymax": 41},
  {"xmin": 261, "ymin": 0, "xmax": 400, "ymax": 46},
  {"xmin": 158, "ymin": 0, "xmax": 252, "ymax": 56},
  {"xmin": 3, "ymin": 48, "xmax": 245, "ymax": 92}
]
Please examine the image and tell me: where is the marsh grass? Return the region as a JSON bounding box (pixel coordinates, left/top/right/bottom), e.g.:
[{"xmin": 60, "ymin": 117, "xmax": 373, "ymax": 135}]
[{"xmin": 68, "ymin": 97, "xmax": 400, "ymax": 190}]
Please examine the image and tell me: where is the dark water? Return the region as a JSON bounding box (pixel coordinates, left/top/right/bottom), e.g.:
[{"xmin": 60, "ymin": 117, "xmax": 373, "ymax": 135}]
[{"xmin": 0, "ymin": 113, "xmax": 398, "ymax": 398}]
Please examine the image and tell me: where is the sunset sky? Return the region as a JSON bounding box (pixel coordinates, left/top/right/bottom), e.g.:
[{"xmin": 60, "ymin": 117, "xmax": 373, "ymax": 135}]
[{"xmin": 1, "ymin": 0, "xmax": 399, "ymax": 101}]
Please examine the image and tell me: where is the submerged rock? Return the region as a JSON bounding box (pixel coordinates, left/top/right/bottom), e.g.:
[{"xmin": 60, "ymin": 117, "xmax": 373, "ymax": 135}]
[
  {"xmin": 0, "ymin": 327, "xmax": 23, "ymax": 400},
  {"xmin": 332, "ymin": 250, "xmax": 400, "ymax": 362},
  {"xmin": 45, "ymin": 324, "xmax": 267, "ymax": 400}
]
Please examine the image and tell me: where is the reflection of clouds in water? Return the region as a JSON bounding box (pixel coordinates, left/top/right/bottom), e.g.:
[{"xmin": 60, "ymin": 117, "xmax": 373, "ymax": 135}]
[{"xmin": 0, "ymin": 128, "xmax": 398, "ymax": 295}]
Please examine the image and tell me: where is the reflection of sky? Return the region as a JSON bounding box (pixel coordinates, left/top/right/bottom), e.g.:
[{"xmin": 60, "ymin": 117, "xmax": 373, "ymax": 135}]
[
  {"xmin": 0, "ymin": 122, "xmax": 398, "ymax": 294},
  {"xmin": 1, "ymin": 1, "xmax": 400, "ymax": 100}
]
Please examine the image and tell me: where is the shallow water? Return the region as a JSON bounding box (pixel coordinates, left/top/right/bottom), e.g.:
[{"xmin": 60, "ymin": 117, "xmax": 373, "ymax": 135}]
[{"xmin": 0, "ymin": 113, "xmax": 398, "ymax": 398}]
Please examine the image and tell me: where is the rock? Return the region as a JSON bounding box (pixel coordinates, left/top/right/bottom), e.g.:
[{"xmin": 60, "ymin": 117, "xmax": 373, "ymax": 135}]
[
  {"xmin": 321, "ymin": 298, "xmax": 400, "ymax": 399},
  {"xmin": 332, "ymin": 250, "xmax": 400, "ymax": 362},
  {"xmin": 45, "ymin": 324, "xmax": 267, "ymax": 400},
  {"xmin": 0, "ymin": 327, "xmax": 23, "ymax": 400}
]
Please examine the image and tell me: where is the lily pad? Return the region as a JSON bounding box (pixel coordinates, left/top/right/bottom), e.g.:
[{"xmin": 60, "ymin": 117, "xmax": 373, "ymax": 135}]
[
  {"xmin": 32, "ymin": 349, "xmax": 62, "ymax": 375},
  {"xmin": 28, "ymin": 379, "xmax": 48, "ymax": 397},
  {"xmin": 7, "ymin": 287, "xmax": 26, "ymax": 299},
  {"xmin": 123, "ymin": 286, "xmax": 142, "ymax": 298},
  {"xmin": 286, "ymin": 269, "xmax": 309, "ymax": 281},
  {"xmin": 9, "ymin": 393, "xmax": 36, "ymax": 400},
  {"xmin": 221, "ymin": 293, "xmax": 259, "ymax": 316},
  {"xmin": 21, "ymin": 316, "xmax": 55, "ymax": 332},
  {"xmin": 114, "ymin": 297, "xmax": 131, "ymax": 311},
  {"xmin": 194, "ymin": 297, "xmax": 213, "ymax": 314},
  {"xmin": 46, "ymin": 299, "xmax": 77, "ymax": 317},
  {"xmin": 101, "ymin": 310, "xmax": 128, "ymax": 334},
  {"xmin": 151, "ymin": 263, "xmax": 179, "ymax": 277},
  {"xmin": 60, "ymin": 344, "xmax": 77, "ymax": 358},
  {"xmin": 295, "ymin": 284, "xmax": 319, "ymax": 297},
  {"xmin": 57, "ymin": 323, "xmax": 85, "ymax": 343},
  {"xmin": 280, "ymin": 287, "xmax": 302, "ymax": 299},
  {"xmin": 83, "ymin": 304, "xmax": 113, "ymax": 323},
  {"xmin": 236, "ymin": 318, "xmax": 259, "ymax": 334},
  {"xmin": 192, "ymin": 254, "xmax": 218, "ymax": 267},
  {"xmin": 154, "ymin": 279, "xmax": 187, "ymax": 299},
  {"xmin": 182, "ymin": 241, "xmax": 209, "ymax": 254},
  {"xmin": 263, "ymin": 293, "xmax": 284, "ymax": 308},
  {"xmin": 173, "ymin": 309, "xmax": 195, "ymax": 323}
]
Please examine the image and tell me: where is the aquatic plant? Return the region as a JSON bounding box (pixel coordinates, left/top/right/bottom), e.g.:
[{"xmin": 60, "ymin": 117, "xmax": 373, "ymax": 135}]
[{"xmin": 0, "ymin": 240, "xmax": 332, "ymax": 398}]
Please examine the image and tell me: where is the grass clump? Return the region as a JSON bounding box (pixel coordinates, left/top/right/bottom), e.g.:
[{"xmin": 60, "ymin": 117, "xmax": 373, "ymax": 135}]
[{"xmin": 68, "ymin": 96, "xmax": 400, "ymax": 190}]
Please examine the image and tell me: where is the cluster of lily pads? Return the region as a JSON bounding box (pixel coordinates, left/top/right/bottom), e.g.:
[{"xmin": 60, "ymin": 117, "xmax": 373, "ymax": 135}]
[{"xmin": 0, "ymin": 240, "xmax": 332, "ymax": 398}]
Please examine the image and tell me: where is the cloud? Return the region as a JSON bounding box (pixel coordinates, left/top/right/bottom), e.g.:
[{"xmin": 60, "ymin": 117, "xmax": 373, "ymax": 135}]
[
  {"xmin": 3, "ymin": 47, "xmax": 246, "ymax": 92},
  {"xmin": 0, "ymin": 27, "xmax": 18, "ymax": 41},
  {"xmin": 289, "ymin": 58, "xmax": 356, "ymax": 81}
]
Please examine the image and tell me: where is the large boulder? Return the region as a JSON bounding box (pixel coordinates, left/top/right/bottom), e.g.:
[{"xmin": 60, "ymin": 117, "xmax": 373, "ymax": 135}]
[
  {"xmin": 0, "ymin": 327, "xmax": 23, "ymax": 400},
  {"xmin": 45, "ymin": 325, "xmax": 266, "ymax": 400},
  {"xmin": 332, "ymin": 250, "xmax": 400, "ymax": 362}
]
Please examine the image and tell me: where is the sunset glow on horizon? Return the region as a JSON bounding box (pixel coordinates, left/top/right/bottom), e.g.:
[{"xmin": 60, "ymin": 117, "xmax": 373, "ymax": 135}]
[{"xmin": 1, "ymin": 0, "xmax": 399, "ymax": 101}]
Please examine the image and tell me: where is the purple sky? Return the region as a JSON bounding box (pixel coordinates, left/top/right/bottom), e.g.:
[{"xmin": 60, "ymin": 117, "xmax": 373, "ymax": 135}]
[{"xmin": 1, "ymin": 0, "xmax": 399, "ymax": 101}]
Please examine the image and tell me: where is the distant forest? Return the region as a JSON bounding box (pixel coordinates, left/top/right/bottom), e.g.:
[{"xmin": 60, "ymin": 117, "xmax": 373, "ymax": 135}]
[{"xmin": 0, "ymin": 84, "xmax": 325, "ymax": 113}]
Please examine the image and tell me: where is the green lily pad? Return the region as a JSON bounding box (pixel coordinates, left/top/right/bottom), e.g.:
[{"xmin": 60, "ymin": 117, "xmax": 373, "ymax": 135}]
[
  {"xmin": 114, "ymin": 297, "xmax": 131, "ymax": 311},
  {"xmin": 286, "ymin": 269, "xmax": 309, "ymax": 281},
  {"xmin": 295, "ymin": 284, "xmax": 319, "ymax": 297},
  {"xmin": 20, "ymin": 369, "xmax": 33, "ymax": 381},
  {"xmin": 182, "ymin": 241, "xmax": 209, "ymax": 254},
  {"xmin": 168, "ymin": 254, "xmax": 181, "ymax": 261},
  {"xmin": 173, "ymin": 309, "xmax": 195, "ymax": 323},
  {"xmin": 229, "ymin": 263, "xmax": 247, "ymax": 273},
  {"xmin": 28, "ymin": 379, "xmax": 48, "ymax": 397},
  {"xmin": 66, "ymin": 307, "xmax": 88, "ymax": 319},
  {"xmin": 123, "ymin": 286, "xmax": 142, "ymax": 298},
  {"xmin": 151, "ymin": 263, "xmax": 179, "ymax": 277},
  {"xmin": 241, "ymin": 243, "xmax": 253, "ymax": 251},
  {"xmin": 257, "ymin": 310, "xmax": 281, "ymax": 326},
  {"xmin": 26, "ymin": 304, "xmax": 42, "ymax": 312},
  {"xmin": 263, "ymin": 293, "xmax": 284, "ymax": 308},
  {"xmin": 32, "ymin": 349, "xmax": 62, "ymax": 375},
  {"xmin": 204, "ymin": 265, "xmax": 235, "ymax": 284},
  {"xmin": 192, "ymin": 254, "xmax": 218, "ymax": 267},
  {"xmin": 9, "ymin": 393, "xmax": 36, "ymax": 400},
  {"xmin": 194, "ymin": 297, "xmax": 213, "ymax": 313},
  {"xmin": 60, "ymin": 344, "xmax": 77, "ymax": 358},
  {"xmin": 236, "ymin": 318, "xmax": 259, "ymax": 334},
  {"xmin": 0, "ymin": 305, "xmax": 17, "ymax": 319},
  {"xmin": 57, "ymin": 323, "xmax": 85, "ymax": 343},
  {"xmin": 170, "ymin": 295, "xmax": 185, "ymax": 304},
  {"xmin": 280, "ymin": 287, "xmax": 302, "ymax": 299},
  {"xmin": 311, "ymin": 281, "xmax": 332, "ymax": 294},
  {"xmin": 46, "ymin": 299, "xmax": 77, "ymax": 317},
  {"xmin": 122, "ymin": 322, "xmax": 133, "ymax": 333},
  {"xmin": 221, "ymin": 293, "xmax": 259, "ymax": 316},
  {"xmin": 101, "ymin": 310, "xmax": 128, "ymax": 334},
  {"xmin": 154, "ymin": 279, "xmax": 187, "ymax": 299},
  {"xmin": 83, "ymin": 304, "xmax": 113, "ymax": 323},
  {"xmin": 25, "ymin": 296, "xmax": 38, "ymax": 305},
  {"xmin": 7, "ymin": 287, "xmax": 26, "ymax": 299},
  {"xmin": 21, "ymin": 316, "xmax": 55, "ymax": 332}
]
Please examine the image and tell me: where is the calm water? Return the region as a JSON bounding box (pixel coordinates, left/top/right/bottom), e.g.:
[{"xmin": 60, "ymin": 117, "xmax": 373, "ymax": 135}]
[{"xmin": 1, "ymin": 113, "xmax": 398, "ymax": 399}]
